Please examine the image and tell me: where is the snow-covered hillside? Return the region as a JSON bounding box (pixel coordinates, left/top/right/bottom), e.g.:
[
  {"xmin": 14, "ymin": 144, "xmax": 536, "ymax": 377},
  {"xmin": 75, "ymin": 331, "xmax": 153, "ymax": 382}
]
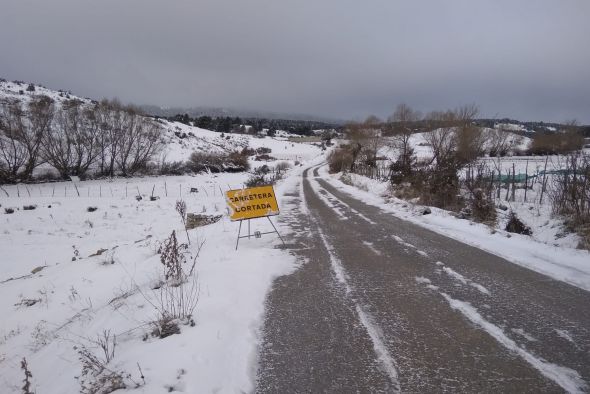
[
  {"xmin": 0, "ymin": 79, "xmax": 92, "ymax": 106},
  {"xmin": 0, "ymin": 79, "xmax": 326, "ymax": 393},
  {"xmin": 158, "ymin": 120, "xmax": 321, "ymax": 164}
]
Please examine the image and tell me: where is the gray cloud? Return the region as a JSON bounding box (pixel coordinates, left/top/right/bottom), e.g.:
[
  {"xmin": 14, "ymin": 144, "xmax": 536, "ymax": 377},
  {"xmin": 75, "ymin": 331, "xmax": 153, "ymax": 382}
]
[{"xmin": 1, "ymin": 0, "xmax": 589, "ymax": 122}]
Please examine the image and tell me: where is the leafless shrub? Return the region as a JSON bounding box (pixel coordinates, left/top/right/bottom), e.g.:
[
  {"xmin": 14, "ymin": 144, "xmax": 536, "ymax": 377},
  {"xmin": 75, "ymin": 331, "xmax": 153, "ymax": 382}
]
[
  {"xmin": 155, "ymin": 275, "xmax": 199, "ymax": 324},
  {"xmin": 21, "ymin": 357, "xmax": 33, "ymax": 394},
  {"xmin": 76, "ymin": 335, "xmax": 144, "ymax": 394},
  {"xmin": 505, "ymin": 211, "xmax": 532, "ymax": 236},
  {"xmin": 464, "ymin": 162, "xmax": 496, "ymax": 223},
  {"xmin": 327, "ymin": 147, "xmax": 353, "ymax": 173},
  {"xmin": 148, "ymin": 231, "xmax": 202, "ymax": 329},
  {"xmin": 550, "ymin": 152, "xmax": 590, "ymax": 249},
  {"xmin": 187, "ymin": 151, "xmax": 249, "ymax": 173},
  {"xmin": 244, "ymin": 174, "xmax": 265, "ymax": 187},
  {"xmin": 175, "ymin": 200, "xmax": 191, "ymax": 244},
  {"xmin": 92, "ymin": 330, "xmax": 116, "ymax": 364},
  {"xmin": 77, "ymin": 346, "xmax": 125, "ymax": 394},
  {"xmin": 157, "ymin": 231, "xmax": 187, "ymax": 281}
]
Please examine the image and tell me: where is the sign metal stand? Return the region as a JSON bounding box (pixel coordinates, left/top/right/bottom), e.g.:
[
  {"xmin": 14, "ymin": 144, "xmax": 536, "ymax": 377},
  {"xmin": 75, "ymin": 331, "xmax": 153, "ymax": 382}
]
[
  {"xmin": 235, "ymin": 216, "xmax": 285, "ymax": 250},
  {"xmin": 226, "ymin": 185, "xmax": 284, "ymax": 250}
]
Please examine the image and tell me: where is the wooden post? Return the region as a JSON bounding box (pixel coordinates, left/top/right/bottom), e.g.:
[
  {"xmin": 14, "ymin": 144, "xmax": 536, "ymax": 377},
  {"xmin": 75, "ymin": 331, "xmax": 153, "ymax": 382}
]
[
  {"xmin": 505, "ymin": 168, "xmax": 511, "ymax": 201},
  {"xmin": 164, "ymin": 181, "xmax": 168, "ymax": 197},
  {"xmin": 511, "ymin": 163, "xmax": 516, "ymax": 202},
  {"xmin": 497, "ymin": 169, "xmax": 501, "ymax": 199},
  {"xmin": 539, "ymin": 156, "xmax": 549, "ymax": 204},
  {"xmin": 524, "ymin": 159, "xmax": 529, "ymax": 202}
]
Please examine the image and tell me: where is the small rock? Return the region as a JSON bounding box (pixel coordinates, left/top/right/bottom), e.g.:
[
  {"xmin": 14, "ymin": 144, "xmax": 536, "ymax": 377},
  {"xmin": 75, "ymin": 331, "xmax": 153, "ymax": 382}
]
[
  {"xmin": 23, "ymin": 205, "xmax": 37, "ymax": 211},
  {"xmin": 89, "ymin": 248, "xmax": 108, "ymax": 257},
  {"xmin": 31, "ymin": 266, "xmax": 46, "ymax": 274},
  {"xmin": 87, "ymin": 206, "xmax": 98, "ymax": 212},
  {"xmin": 186, "ymin": 214, "xmax": 222, "ymax": 229},
  {"xmin": 498, "ymin": 204, "xmax": 508, "ymax": 211},
  {"xmin": 422, "ymin": 207, "xmax": 432, "ymax": 215}
]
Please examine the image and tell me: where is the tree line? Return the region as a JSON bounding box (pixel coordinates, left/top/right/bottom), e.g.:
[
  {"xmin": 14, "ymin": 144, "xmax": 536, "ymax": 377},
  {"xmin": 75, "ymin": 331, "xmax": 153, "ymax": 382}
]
[
  {"xmin": 165, "ymin": 113, "xmax": 338, "ymax": 137},
  {"xmin": 330, "ymin": 103, "xmax": 587, "ymax": 215},
  {"xmin": 0, "ymin": 96, "xmax": 163, "ymax": 183}
]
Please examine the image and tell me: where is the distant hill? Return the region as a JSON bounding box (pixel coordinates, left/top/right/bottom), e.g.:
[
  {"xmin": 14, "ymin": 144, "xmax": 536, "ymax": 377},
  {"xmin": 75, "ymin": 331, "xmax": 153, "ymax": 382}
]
[{"xmin": 139, "ymin": 104, "xmax": 345, "ymax": 125}]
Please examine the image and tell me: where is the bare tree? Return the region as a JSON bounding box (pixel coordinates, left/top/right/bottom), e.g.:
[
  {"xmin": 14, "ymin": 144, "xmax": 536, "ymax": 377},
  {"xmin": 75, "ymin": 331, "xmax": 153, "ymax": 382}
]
[
  {"xmin": 424, "ymin": 105, "xmax": 483, "ymax": 168},
  {"xmin": 454, "ymin": 104, "xmax": 485, "ymax": 164},
  {"xmin": 345, "ymin": 116, "xmax": 383, "ymax": 174},
  {"xmin": 0, "ymin": 96, "xmax": 53, "ymax": 182},
  {"xmin": 115, "ymin": 108, "xmax": 162, "ymax": 176},
  {"xmin": 0, "ymin": 99, "xmax": 28, "ymax": 182},
  {"xmin": 42, "ymin": 99, "xmax": 101, "ymax": 178},
  {"xmin": 487, "ymin": 127, "xmax": 514, "ymax": 157},
  {"xmin": 387, "ymin": 103, "xmax": 421, "ymax": 177},
  {"xmin": 95, "ymin": 99, "xmax": 126, "ymax": 177}
]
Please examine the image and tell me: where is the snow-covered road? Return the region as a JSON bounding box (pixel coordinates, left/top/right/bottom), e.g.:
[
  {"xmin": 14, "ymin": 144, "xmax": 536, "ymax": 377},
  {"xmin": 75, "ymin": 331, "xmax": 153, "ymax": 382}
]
[{"xmin": 256, "ymin": 164, "xmax": 590, "ymax": 393}]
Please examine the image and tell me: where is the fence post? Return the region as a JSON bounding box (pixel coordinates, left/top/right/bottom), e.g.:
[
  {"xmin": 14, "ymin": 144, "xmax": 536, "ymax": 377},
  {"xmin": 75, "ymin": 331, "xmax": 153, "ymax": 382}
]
[
  {"xmin": 524, "ymin": 159, "xmax": 529, "ymax": 202},
  {"xmin": 511, "ymin": 163, "xmax": 516, "ymax": 202},
  {"xmin": 539, "ymin": 156, "xmax": 549, "ymax": 204}
]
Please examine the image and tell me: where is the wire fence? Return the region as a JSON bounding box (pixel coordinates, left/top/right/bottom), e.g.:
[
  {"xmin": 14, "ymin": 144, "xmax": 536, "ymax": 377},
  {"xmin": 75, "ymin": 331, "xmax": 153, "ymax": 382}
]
[{"xmin": 0, "ymin": 180, "xmax": 243, "ymax": 200}]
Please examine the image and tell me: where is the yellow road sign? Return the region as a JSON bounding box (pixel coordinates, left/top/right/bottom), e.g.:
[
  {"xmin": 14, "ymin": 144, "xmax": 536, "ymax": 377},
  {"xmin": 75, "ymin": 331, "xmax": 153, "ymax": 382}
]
[{"xmin": 226, "ymin": 185, "xmax": 279, "ymax": 221}]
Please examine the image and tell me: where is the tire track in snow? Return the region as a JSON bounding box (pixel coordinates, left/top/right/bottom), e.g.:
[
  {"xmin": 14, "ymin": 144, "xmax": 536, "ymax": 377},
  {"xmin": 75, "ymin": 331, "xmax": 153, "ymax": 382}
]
[
  {"xmin": 304, "ymin": 170, "xmax": 400, "ymax": 391},
  {"xmin": 414, "ymin": 278, "xmax": 586, "ymax": 393},
  {"xmin": 391, "ymin": 234, "xmax": 491, "ymax": 295},
  {"xmin": 310, "ymin": 177, "xmax": 377, "ymax": 225},
  {"xmin": 316, "ymin": 228, "xmax": 401, "ymax": 392},
  {"xmin": 440, "ymin": 292, "xmax": 587, "ymax": 394}
]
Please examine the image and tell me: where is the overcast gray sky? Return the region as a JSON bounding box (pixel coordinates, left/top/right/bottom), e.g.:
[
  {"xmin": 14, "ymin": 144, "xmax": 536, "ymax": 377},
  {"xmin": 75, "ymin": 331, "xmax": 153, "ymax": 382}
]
[{"xmin": 1, "ymin": 0, "xmax": 589, "ymax": 123}]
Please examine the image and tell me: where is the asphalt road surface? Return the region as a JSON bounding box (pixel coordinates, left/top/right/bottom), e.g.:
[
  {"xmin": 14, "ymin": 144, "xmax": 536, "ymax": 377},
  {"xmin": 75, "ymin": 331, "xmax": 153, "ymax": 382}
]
[{"xmin": 256, "ymin": 165, "xmax": 590, "ymax": 393}]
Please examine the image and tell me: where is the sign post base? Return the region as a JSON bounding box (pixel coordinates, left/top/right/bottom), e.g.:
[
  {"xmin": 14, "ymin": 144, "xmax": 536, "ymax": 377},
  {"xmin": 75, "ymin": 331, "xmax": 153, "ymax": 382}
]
[{"xmin": 235, "ymin": 217, "xmax": 285, "ymax": 250}]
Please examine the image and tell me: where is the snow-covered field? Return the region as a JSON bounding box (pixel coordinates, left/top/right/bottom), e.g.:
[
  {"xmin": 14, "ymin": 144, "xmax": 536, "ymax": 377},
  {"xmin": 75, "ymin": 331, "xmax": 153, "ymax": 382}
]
[
  {"xmin": 0, "ymin": 170, "xmax": 310, "ymax": 393},
  {"xmin": 0, "ymin": 103, "xmax": 324, "ymax": 393}
]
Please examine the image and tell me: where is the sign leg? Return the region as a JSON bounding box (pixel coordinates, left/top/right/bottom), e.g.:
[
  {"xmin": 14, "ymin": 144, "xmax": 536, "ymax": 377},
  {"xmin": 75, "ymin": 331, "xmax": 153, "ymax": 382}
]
[
  {"xmin": 267, "ymin": 217, "xmax": 285, "ymax": 246},
  {"xmin": 235, "ymin": 220, "xmax": 243, "ymax": 250}
]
